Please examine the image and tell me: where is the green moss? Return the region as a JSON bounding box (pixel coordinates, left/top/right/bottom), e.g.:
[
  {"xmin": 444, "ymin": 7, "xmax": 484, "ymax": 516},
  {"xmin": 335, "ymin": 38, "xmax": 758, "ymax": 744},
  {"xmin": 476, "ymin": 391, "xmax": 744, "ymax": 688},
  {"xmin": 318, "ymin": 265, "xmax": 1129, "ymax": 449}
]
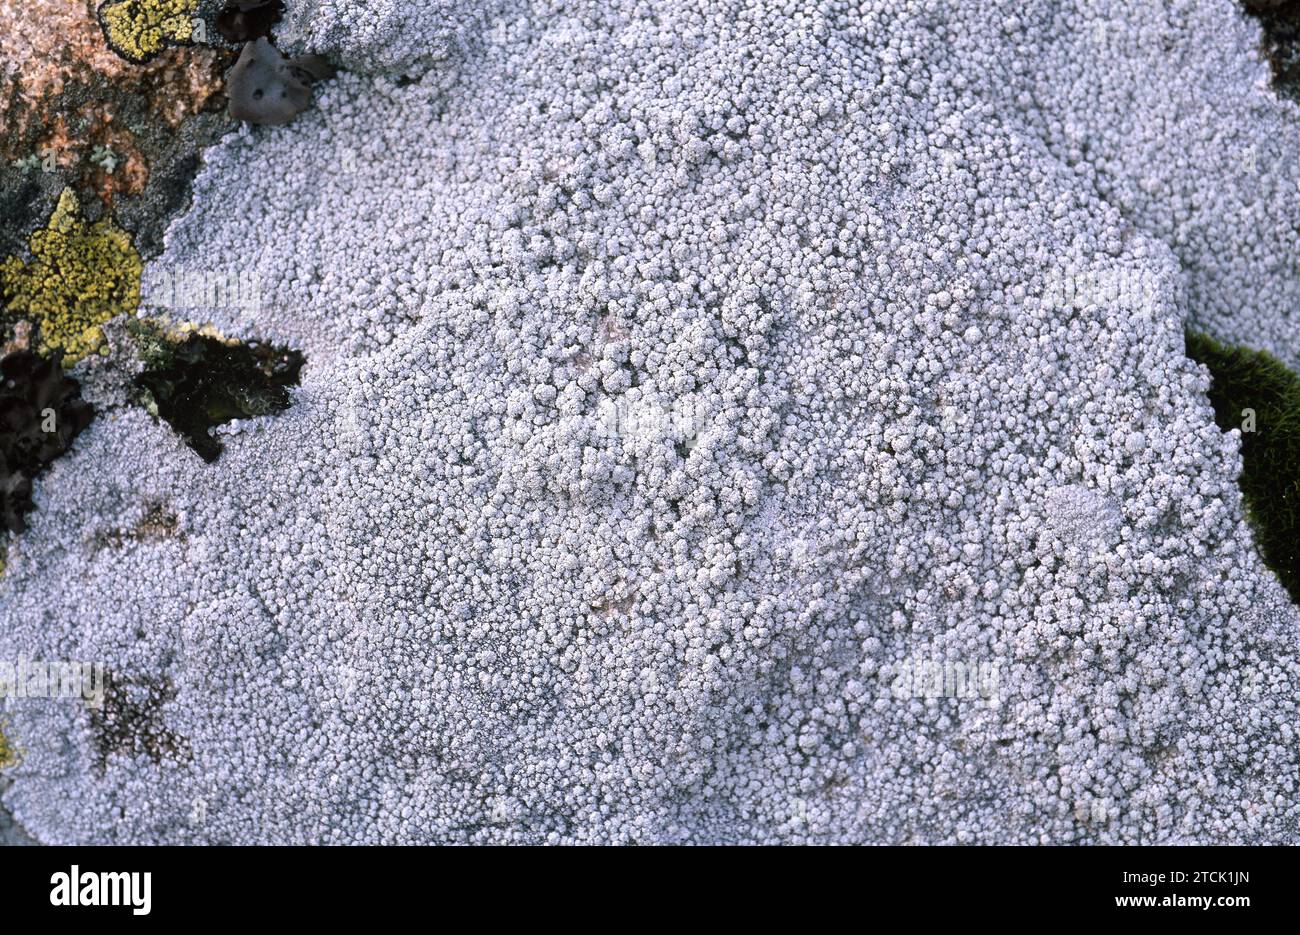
[
  {"xmin": 0, "ymin": 189, "xmax": 142, "ymax": 364},
  {"xmin": 1186, "ymin": 329, "xmax": 1300, "ymax": 602},
  {"xmin": 97, "ymin": 0, "xmax": 198, "ymax": 64}
]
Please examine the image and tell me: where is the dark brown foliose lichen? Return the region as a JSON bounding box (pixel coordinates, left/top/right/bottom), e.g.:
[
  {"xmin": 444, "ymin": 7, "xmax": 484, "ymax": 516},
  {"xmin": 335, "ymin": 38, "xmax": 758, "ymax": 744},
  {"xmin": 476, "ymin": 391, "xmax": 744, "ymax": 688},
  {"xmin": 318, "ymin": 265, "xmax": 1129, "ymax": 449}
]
[
  {"xmin": 227, "ymin": 37, "xmax": 334, "ymax": 125},
  {"xmin": 0, "ymin": 350, "xmax": 95, "ymax": 533},
  {"xmin": 215, "ymin": 0, "xmax": 285, "ymax": 44},
  {"xmin": 131, "ymin": 322, "xmax": 305, "ymax": 462},
  {"xmin": 1244, "ymin": 0, "xmax": 1300, "ymax": 101}
]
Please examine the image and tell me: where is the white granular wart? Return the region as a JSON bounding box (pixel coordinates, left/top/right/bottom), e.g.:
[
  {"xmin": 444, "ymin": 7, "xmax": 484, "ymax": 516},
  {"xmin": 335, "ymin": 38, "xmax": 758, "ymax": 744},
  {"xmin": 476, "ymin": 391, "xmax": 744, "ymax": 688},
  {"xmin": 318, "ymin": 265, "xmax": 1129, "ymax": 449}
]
[{"xmin": 2, "ymin": 0, "xmax": 1298, "ymax": 843}]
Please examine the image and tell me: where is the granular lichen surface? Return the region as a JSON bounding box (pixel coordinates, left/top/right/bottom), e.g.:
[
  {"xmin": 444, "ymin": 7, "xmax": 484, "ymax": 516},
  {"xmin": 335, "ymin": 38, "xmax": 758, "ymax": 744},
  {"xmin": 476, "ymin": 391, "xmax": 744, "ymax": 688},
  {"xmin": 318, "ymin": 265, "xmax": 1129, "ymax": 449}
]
[{"xmin": 0, "ymin": 0, "xmax": 1298, "ymax": 845}]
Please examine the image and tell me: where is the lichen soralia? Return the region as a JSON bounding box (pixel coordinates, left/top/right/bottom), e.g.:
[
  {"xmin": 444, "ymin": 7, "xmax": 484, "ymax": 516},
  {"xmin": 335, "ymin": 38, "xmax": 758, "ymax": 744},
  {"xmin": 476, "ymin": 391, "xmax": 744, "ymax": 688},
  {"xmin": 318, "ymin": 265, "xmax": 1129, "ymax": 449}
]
[
  {"xmin": 0, "ymin": 189, "xmax": 142, "ymax": 365},
  {"xmin": 4, "ymin": 0, "xmax": 1300, "ymax": 846}
]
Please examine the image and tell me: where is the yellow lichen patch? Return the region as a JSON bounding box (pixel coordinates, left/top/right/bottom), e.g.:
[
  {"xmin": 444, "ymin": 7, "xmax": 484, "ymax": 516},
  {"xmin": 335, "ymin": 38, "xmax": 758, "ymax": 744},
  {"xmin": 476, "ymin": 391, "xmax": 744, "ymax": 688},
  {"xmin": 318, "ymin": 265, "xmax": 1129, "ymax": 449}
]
[
  {"xmin": 138, "ymin": 315, "xmax": 239, "ymax": 346},
  {"xmin": 0, "ymin": 0, "xmax": 233, "ymax": 206},
  {"xmin": 0, "ymin": 718, "xmax": 18, "ymax": 771},
  {"xmin": 97, "ymin": 0, "xmax": 198, "ymax": 65},
  {"xmin": 0, "ymin": 189, "xmax": 142, "ymax": 364}
]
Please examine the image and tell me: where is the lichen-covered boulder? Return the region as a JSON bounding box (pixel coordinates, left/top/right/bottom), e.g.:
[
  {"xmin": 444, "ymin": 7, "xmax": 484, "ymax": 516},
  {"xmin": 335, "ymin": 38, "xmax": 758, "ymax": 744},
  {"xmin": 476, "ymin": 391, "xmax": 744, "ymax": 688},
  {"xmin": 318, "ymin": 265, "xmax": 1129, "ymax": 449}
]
[{"xmin": 2, "ymin": 0, "xmax": 1300, "ymax": 845}]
